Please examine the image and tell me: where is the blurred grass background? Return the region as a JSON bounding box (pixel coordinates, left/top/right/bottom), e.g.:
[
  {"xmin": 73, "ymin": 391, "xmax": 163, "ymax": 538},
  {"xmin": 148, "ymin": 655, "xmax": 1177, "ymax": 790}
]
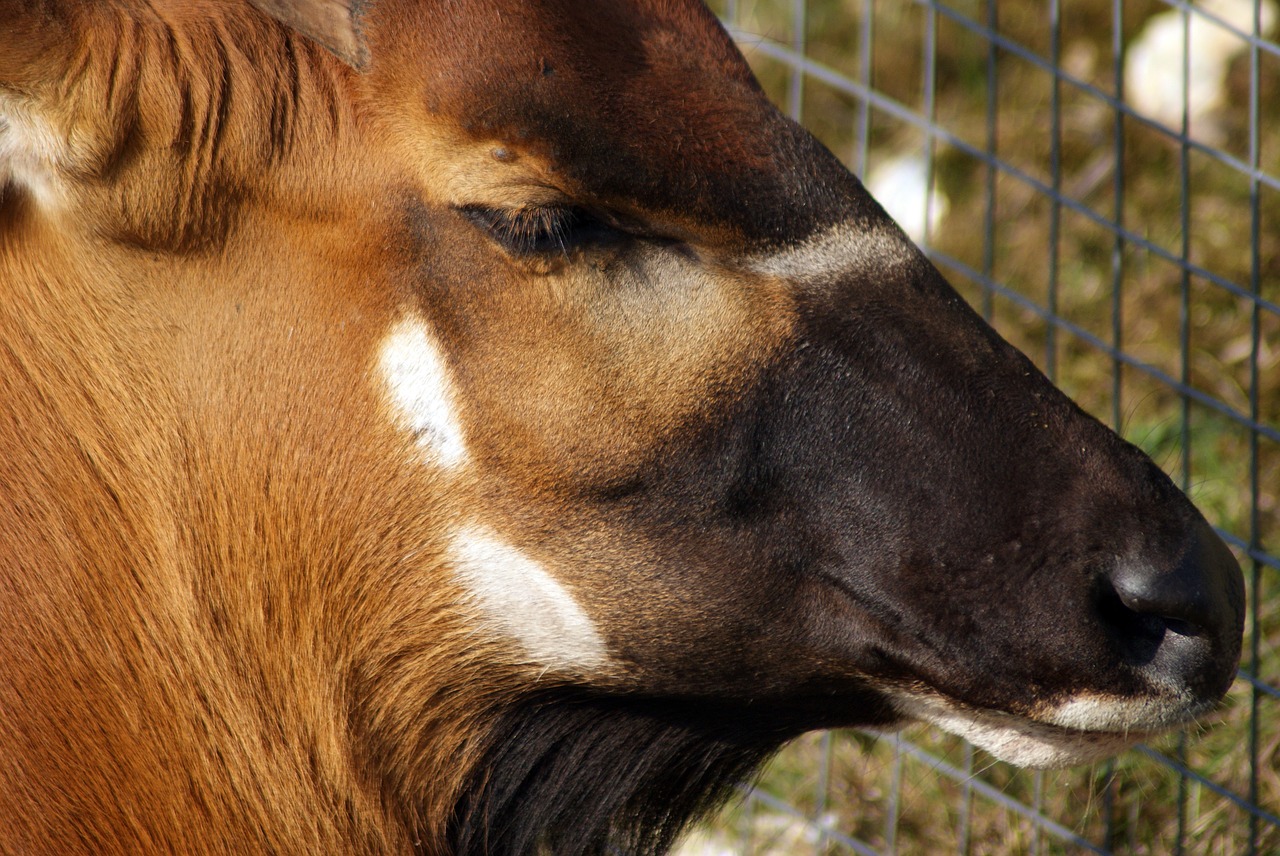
[{"xmin": 685, "ymin": 0, "xmax": 1280, "ymax": 853}]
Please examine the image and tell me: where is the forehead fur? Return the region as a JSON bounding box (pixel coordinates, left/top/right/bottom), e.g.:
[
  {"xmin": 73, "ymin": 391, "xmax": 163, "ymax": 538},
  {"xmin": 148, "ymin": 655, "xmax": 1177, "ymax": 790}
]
[{"xmin": 365, "ymin": 0, "xmax": 871, "ymax": 243}]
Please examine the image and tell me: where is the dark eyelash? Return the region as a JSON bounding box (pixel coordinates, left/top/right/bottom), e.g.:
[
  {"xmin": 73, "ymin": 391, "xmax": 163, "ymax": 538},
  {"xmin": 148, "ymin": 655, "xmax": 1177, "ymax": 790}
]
[{"xmin": 461, "ymin": 205, "xmax": 609, "ymax": 255}]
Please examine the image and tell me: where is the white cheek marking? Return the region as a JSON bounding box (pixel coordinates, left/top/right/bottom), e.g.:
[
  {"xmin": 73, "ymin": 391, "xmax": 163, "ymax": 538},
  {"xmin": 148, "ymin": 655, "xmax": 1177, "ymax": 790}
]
[
  {"xmin": 449, "ymin": 527, "xmax": 611, "ymax": 675},
  {"xmin": 742, "ymin": 220, "xmax": 917, "ymax": 284},
  {"xmin": 0, "ymin": 96, "xmax": 65, "ymax": 207},
  {"xmin": 379, "ymin": 318, "xmax": 469, "ymax": 467}
]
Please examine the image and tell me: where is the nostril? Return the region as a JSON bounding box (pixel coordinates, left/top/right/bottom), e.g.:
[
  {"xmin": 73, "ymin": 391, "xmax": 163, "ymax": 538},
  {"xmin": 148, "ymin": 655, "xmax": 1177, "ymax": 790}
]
[
  {"xmin": 1095, "ymin": 517, "xmax": 1244, "ymax": 697},
  {"xmin": 1103, "ymin": 514, "xmax": 1242, "ymax": 637},
  {"xmin": 1096, "ymin": 582, "xmax": 1167, "ymax": 665},
  {"xmin": 1107, "ymin": 559, "xmax": 1211, "ymax": 634}
]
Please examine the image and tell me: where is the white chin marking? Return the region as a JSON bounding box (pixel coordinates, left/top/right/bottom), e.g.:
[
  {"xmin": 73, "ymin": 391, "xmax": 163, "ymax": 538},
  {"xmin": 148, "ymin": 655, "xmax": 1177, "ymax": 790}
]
[
  {"xmin": 379, "ymin": 317, "xmax": 469, "ymax": 468},
  {"xmin": 742, "ymin": 220, "xmax": 916, "ymax": 284},
  {"xmin": 896, "ymin": 695, "xmax": 1144, "ymax": 770},
  {"xmin": 449, "ymin": 527, "xmax": 610, "ymax": 675},
  {"xmin": 1041, "ymin": 693, "xmax": 1198, "ymax": 733}
]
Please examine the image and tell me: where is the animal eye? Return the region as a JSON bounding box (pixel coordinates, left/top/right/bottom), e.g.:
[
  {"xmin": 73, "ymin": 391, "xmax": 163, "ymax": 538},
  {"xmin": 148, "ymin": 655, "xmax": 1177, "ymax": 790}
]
[{"xmin": 461, "ymin": 205, "xmax": 617, "ymax": 255}]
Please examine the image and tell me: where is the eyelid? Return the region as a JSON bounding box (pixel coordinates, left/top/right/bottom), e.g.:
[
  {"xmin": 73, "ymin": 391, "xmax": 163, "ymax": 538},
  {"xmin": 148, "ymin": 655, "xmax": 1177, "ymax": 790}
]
[{"xmin": 459, "ymin": 204, "xmax": 622, "ymax": 255}]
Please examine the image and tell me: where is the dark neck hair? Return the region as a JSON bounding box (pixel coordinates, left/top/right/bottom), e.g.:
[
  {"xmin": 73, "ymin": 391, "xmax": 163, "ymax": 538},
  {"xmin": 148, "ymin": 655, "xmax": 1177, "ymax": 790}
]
[{"xmin": 447, "ymin": 691, "xmax": 797, "ymax": 856}]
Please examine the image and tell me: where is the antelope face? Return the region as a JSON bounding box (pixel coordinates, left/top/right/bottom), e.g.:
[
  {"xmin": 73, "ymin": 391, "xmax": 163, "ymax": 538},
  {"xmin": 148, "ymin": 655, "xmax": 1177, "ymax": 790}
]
[
  {"xmin": 0, "ymin": 0, "xmax": 1245, "ymax": 851},
  {"xmin": 356, "ymin": 0, "xmax": 1243, "ymax": 768}
]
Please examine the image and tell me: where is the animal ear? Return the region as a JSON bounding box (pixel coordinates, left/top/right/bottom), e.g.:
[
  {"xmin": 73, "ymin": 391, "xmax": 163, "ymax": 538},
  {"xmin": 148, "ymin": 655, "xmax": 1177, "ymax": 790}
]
[
  {"xmin": 0, "ymin": 4, "xmax": 76, "ymax": 198},
  {"xmin": 248, "ymin": 0, "xmax": 371, "ymax": 70}
]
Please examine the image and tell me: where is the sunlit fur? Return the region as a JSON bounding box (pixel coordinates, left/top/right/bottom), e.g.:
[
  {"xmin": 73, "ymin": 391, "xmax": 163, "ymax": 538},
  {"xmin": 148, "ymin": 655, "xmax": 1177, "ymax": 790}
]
[{"xmin": 0, "ymin": 1, "xmax": 1243, "ymax": 854}]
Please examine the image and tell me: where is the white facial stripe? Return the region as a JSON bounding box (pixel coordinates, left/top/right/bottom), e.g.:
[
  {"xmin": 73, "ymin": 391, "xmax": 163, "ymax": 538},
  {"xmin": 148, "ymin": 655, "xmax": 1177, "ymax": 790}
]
[
  {"xmin": 379, "ymin": 318, "xmax": 469, "ymax": 467},
  {"xmin": 449, "ymin": 527, "xmax": 610, "ymax": 674},
  {"xmin": 742, "ymin": 221, "xmax": 916, "ymax": 284},
  {"xmin": 894, "ymin": 694, "xmax": 1145, "ymax": 770}
]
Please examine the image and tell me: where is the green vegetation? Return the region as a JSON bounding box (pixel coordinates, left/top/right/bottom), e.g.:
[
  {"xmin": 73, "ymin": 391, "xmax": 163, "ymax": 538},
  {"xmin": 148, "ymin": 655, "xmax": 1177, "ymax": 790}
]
[{"xmin": 695, "ymin": 1, "xmax": 1279, "ymax": 852}]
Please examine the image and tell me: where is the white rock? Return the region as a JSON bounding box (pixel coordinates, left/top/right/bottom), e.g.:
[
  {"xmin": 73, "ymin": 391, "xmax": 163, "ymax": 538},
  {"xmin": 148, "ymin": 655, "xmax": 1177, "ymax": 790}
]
[
  {"xmin": 1125, "ymin": 0, "xmax": 1277, "ymax": 137},
  {"xmin": 673, "ymin": 810, "xmax": 838, "ymax": 855},
  {"xmin": 866, "ymin": 152, "xmax": 949, "ymax": 245}
]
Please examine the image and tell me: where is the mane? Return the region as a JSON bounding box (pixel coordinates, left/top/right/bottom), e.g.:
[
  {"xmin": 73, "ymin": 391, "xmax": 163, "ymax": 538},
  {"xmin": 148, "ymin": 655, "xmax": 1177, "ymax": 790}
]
[{"xmin": 447, "ymin": 691, "xmax": 795, "ymax": 856}]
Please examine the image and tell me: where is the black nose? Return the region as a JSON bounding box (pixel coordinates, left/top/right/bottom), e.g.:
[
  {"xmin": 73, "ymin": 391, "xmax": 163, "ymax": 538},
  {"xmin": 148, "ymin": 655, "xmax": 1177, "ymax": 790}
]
[
  {"xmin": 1109, "ymin": 528, "xmax": 1221, "ymax": 634},
  {"xmin": 1099, "ymin": 518, "xmax": 1245, "ymax": 697}
]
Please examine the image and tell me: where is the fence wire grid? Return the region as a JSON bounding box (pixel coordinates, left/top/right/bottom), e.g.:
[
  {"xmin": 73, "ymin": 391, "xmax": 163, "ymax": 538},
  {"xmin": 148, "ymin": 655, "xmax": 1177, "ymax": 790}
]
[{"xmin": 679, "ymin": 1, "xmax": 1280, "ymax": 854}]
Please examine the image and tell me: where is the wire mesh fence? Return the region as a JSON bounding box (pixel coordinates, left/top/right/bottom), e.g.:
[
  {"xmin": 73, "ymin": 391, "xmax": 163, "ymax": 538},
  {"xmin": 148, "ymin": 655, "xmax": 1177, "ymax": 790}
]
[{"xmin": 681, "ymin": 0, "xmax": 1280, "ymax": 853}]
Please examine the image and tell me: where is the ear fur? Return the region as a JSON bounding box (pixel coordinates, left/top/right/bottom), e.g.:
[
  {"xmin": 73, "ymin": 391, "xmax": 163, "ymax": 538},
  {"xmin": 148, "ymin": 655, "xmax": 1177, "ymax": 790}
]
[
  {"xmin": 249, "ymin": 0, "xmax": 371, "ymax": 70},
  {"xmin": 0, "ymin": 3, "xmax": 71, "ymax": 205}
]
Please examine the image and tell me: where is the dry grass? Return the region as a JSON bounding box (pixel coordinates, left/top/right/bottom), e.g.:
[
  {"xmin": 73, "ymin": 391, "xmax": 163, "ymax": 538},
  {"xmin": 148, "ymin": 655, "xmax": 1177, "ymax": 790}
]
[{"xmin": 694, "ymin": 0, "xmax": 1280, "ymax": 852}]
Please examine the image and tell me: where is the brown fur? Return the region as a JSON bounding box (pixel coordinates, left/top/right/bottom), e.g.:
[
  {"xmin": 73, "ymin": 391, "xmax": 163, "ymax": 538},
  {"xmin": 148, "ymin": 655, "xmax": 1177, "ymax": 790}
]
[
  {"xmin": 0, "ymin": 1, "xmax": 793, "ymax": 850},
  {"xmin": 4, "ymin": 5, "xmax": 462, "ymax": 852},
  {"xmin": 0, "ymin": 1, "xmax": 1245, "ymax": 853}
]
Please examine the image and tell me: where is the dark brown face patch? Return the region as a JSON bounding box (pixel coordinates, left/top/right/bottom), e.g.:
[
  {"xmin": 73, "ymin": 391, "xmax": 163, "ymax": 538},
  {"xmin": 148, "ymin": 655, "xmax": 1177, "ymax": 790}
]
[{"xmin": 367, "ymin": 0, "xmax": 877, "ymax": 247}]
